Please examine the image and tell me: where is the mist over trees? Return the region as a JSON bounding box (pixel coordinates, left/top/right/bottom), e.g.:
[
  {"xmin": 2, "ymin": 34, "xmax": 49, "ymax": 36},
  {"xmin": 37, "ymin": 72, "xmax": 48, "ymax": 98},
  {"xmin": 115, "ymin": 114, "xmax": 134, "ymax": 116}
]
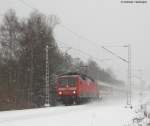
[
  {"xmin": 0, "ymin": 9, "xmax": 123, "ymax": 110},
  {"xmin": 87, "ymin": 60, "xmax": 123, "ymax": 85}
]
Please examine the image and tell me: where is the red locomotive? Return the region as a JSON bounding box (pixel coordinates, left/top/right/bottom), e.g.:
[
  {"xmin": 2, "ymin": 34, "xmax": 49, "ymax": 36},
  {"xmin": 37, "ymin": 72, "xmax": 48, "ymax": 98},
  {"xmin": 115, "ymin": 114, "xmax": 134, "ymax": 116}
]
[{"xmin": 56, "ymin": 72, "xmax": 100, "ymax": 105}]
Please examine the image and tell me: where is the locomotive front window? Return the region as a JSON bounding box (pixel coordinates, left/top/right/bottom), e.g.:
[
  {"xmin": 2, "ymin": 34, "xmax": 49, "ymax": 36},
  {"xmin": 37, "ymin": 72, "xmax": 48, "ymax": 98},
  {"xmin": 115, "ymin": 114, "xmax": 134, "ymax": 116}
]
[
  {"xmin": 58, "ymin": 78, "xmax": 68, "ymax": 86},
  {"xmin": 58, "ymin": 77, "xmax": 76, "ymax": 86},
  {"xmin": 68, "ymin": 78, "xmax": 76, "ymax": 86}
]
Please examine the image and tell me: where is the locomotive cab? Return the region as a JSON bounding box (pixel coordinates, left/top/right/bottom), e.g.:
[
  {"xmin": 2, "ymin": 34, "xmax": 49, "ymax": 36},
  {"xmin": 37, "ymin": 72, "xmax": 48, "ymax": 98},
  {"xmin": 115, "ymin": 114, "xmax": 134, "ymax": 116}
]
[
  {"xmin": 57, "ymin": 76, "xmax": 78, "ymax": 95},
  {"xmin": 56, "ymin": 72, "xmax": 100, "ymax": 105},
  {"xmin": 56, "ymin": 75, "xmax": 79, "ymax": 105}
]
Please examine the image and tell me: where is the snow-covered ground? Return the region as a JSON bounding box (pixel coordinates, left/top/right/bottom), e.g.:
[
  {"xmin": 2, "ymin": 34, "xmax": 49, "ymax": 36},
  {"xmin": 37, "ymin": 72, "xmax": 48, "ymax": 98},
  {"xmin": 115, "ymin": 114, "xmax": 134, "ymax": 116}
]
[{"xmin": 0, "ymin": 96, "xmax": 136, "ymax": 126}]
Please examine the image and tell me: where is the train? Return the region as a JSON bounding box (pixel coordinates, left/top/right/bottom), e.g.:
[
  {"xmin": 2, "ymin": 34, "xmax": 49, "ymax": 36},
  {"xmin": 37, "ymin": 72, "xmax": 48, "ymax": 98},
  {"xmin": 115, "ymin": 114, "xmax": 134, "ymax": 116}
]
[{"xmin": 56, "ymin": 72, "xmax": 100, "ymax": 105}]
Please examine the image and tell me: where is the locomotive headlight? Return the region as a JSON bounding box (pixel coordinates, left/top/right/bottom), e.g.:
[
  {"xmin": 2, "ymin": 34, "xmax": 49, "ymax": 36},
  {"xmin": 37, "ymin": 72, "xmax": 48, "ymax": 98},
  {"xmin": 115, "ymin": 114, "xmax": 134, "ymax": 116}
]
[
  {"xmin": 73, "ymin": 90, "xmax": 76, "ymax": 94},
  {"xmin": 58, "ymin": 91, "xmax": 62, "ymax": 95}
]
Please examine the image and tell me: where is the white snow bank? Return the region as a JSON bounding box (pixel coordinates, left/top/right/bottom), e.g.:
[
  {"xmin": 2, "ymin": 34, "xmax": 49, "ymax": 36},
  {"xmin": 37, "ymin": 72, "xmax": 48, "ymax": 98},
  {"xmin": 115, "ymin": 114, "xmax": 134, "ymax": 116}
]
[{"xmin": 0, "ymin": 100, "xmax": 135, "ymax": 126}]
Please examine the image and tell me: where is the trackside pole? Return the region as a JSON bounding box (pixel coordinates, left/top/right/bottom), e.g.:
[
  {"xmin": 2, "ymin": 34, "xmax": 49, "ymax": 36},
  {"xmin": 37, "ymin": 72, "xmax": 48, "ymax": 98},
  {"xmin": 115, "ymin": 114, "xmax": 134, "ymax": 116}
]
[
  {"xmin": 125, "ymin": 44, "xmax": 132, "ymax": 109},
  {"xmin": 44, "ymin": 45, "xmax": 50, "ymax": 107}
]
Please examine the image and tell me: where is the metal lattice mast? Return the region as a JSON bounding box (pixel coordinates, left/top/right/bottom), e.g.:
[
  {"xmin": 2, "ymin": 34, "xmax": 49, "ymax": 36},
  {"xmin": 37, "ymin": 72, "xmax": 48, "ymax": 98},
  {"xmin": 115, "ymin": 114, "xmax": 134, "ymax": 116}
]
[
  {"xmin": 102, "ymin": 45, "xmax": 132, "ymax": 108},
  {"xmin": 45, "ymin": 45, "xmax": 50, "ymax": 107},
  {"xmin": 127, "ymin": 44, "xmax": 132, "ymax": 106}
]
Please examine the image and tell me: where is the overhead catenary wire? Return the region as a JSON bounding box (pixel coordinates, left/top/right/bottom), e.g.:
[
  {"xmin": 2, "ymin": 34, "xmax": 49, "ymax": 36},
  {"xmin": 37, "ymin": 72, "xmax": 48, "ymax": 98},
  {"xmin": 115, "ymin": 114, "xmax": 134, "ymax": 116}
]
[
  {"xmin": 7, "ymin": 0, "xmax": 121, "ymax": 67},
  {"xmin": 102, "ymin": 46, "xmax": 128, "ymax": 63},
  {"xmin": 1, "ymin": 0, "xmax": 106, "ymax": 64},
  {"xmin": 11, "ymin": 0, "xmax": 104, "ymax": 52},
  {"xmin": 56, "ymin": 40, "xmax": 110, "ymax": 63},
  {"xmin": 16, "ymin": 0, "xmax": 38, "ymax": 11},
  {"xmin": 12, "ymin": 0, "xmax": 106, "ymax": 56},
  {"xmin": 12, "ymin": 0, "xmax": 126, "ymax": 61},
  {"xmin": 59, "ymin": 24, "xmax": 102, "ymax": 50}
]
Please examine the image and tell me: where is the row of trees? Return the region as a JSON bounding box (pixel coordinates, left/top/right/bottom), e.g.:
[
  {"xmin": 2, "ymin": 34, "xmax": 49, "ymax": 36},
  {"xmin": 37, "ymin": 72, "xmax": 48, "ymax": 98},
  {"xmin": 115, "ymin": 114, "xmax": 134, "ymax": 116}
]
[{"xmin": 0, "ymin": 9, "xmax": 123, "ymax": 111}]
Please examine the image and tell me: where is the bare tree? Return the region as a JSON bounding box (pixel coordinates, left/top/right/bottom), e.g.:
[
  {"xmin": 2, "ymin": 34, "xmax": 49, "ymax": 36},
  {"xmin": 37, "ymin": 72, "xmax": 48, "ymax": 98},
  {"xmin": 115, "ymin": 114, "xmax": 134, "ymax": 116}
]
[{"xmin": 0, "ymin": 9, "xmax": 21, "ymax": 107}]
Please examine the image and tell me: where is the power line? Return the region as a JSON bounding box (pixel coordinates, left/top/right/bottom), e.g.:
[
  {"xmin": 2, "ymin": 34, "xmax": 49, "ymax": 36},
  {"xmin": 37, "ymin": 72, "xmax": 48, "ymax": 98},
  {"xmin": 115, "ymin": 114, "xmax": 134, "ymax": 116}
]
[
  {"xmin": 11, "ymin": 0, "xmax": 111, "ymax": 65},
  {"xmin": 59, "ymin": 24, "xmax": 102, "ymax": 49},
  {"xmin": 57, "ymin": 40, "xmax": 93, "ymax": 57},
  {"xmin": 10, "ymin": 0, "xmax": 107, "ymax": 64},
  {"xmin": 15, "ymin": 0, "xmax": 122, "ymax": 60},
  {"xmin": 58, "ymin": 24, "xmax": 130, "ymax": 64},
  {"xmin": 102, "ymin": 46, "xmax": 128, "ymax": 63},
  {"xmin": 16, "ymin": 0, "xmax": 38, "ymax": 11},
  {"xmin": 56, "ymin": 40, "xmax": 109, "ymax": 63},
  {"xmin": 15, "ymin": 0, "xmax": 103, "ymax": 54}
]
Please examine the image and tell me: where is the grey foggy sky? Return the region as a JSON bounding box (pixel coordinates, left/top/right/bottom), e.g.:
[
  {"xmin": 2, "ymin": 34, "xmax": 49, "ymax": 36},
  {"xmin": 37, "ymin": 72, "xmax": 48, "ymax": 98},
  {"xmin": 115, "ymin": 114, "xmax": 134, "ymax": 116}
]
[{"xmin": 0, "ymin": 0, "xmax": 150, "ymax": 84}]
